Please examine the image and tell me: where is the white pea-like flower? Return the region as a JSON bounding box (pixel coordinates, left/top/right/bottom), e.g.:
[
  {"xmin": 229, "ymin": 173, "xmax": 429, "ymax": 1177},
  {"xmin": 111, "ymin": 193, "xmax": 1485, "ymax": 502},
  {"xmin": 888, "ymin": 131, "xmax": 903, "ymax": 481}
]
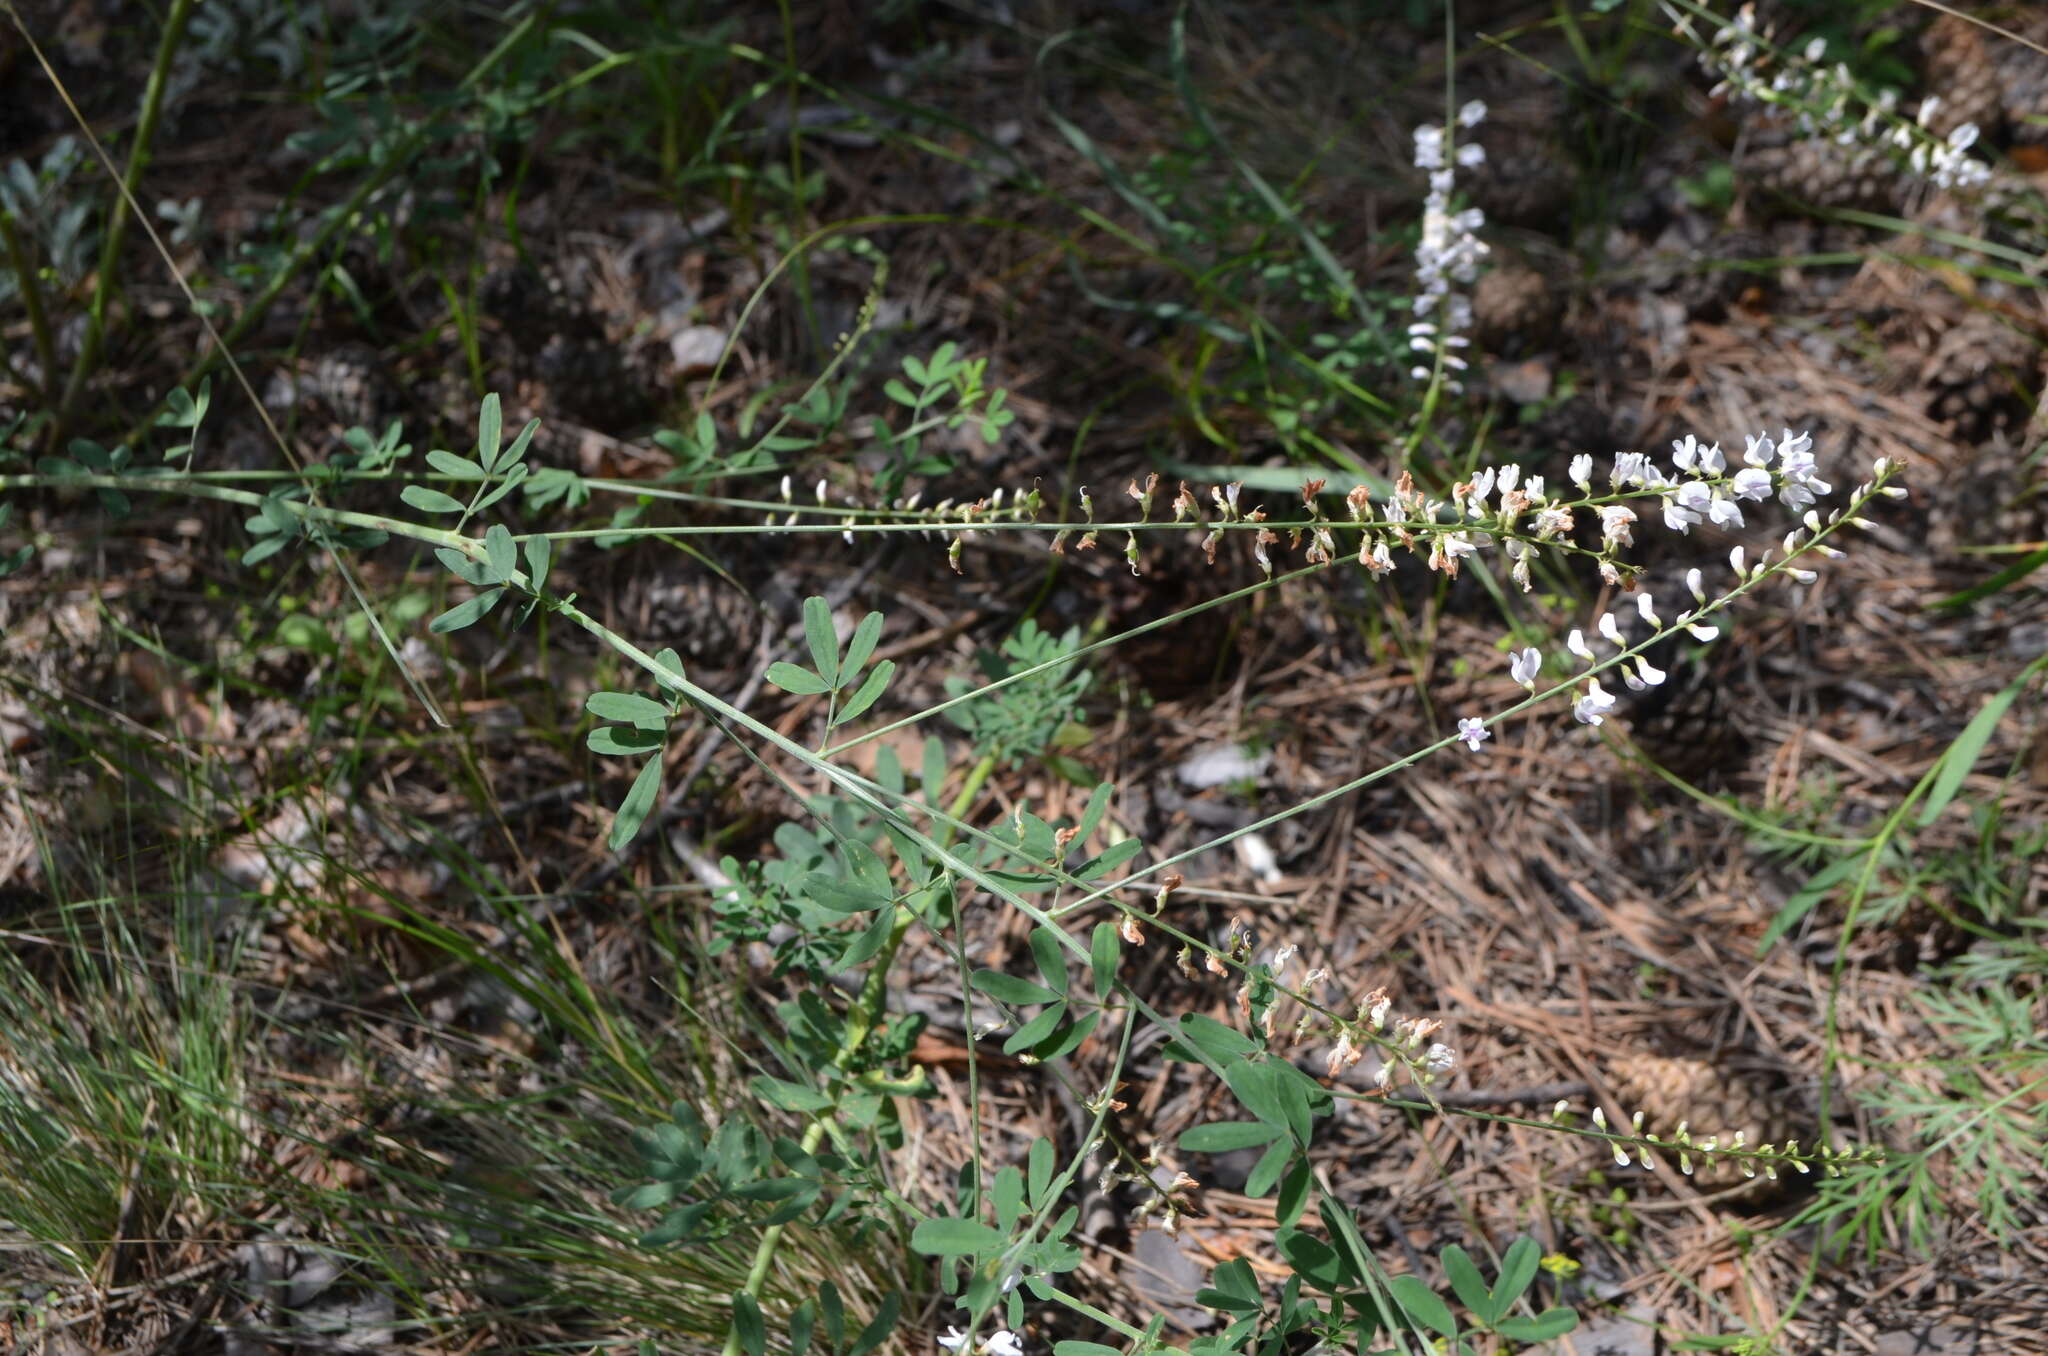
[
  {"xmin": 940, "ymin": 1329, "xmax": 970, "ymax": 1353},
  {"xmin": 1598, "ymin": 612, "xmax": 1625, "ymax": 646},
  {"xmin": 1458, "ymin": 99, "xmax": 1488, "ymax": 128},
  {"xmin": 1510, "ymin": 646, "xmax": 1542, "ymax": 689},
  {"xmin": 1569, "ymin": 453, "xmax": 1594, "ymax": 490},
  {"xmin": 1632, "ymin": 655, "xmax": 1667, "ymax": 687},
  {"xmin": 1599, "ymin": 503, "xmax": 1636, "ymax": 547},
  {"xmin": 1573, "ymin": 680, "xmax": 1617, "ymax": 726},
  {"xmin": 1455, "ymin": 717, "xmax": 1490, "ymax": 752},
  {"xmin": 984, "ymin": 1332, "xmax": 1025, "ymax": 1356},
  {"xmin": 1730, "ymin": 467, "xmax": 1773, "ymax": 501},
  {"xmin": 1424, "ymin": 1043, "xmax": 1457, "ymax": 1075},
  {"xmin": 1686, "ymin": 567, "xmax": 1705, "ymax": 601}
]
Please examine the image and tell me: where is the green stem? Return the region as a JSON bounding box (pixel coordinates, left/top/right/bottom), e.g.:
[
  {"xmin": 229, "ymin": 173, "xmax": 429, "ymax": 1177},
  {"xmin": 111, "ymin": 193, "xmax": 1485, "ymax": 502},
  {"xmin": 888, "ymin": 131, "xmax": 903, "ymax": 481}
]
[
  {"xmin": 58, "ymin": 0, "xmax": 197, "ymax": 428},
  {"xmin": 0, "ymin": 474, "xmax": 472, "ymax": 549},
  {"xmin": 0, "ymin": 209, "xmax": 58, "ymax": 404}
]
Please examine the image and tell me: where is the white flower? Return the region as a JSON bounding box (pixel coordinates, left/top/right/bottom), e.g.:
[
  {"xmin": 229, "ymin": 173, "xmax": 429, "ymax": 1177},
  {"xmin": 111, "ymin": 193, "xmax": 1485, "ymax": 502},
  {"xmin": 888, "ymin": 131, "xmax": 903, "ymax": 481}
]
[
  {"xmin": 1696, "ymin": 441, "xmax": 1726, "ymax": 474},
  {"xmin": 1632, "ymin": 655, "xmax": 1667, "ymax": 686},
  {"xmin": 984, "ymin": 1332, "xmax": 1025, "ymax": 1356},
  {"xmin": 1707, "ymin": 493, "xmax": 1745, "ymax": 528},
  {"xmin": 1498, "ymin": 464, "xmax": 1521, "ymax": 493},
  {"xmin": 1730, "ymin": 545, "xmax": 1747, "ymax": 576},
  {"xmin": 1661, "ymin": 496, "xmax": 1702, "ymax": 534},
  {"xmin": 1671, "ymin": 433, "xmax": 1707, "ymax": 471},
  {"xmin": 1599, "ymin": 503, "xmax": 1636, "ymax": 547},
  {"xmin": 1686, "ymin": 567, "xmax": 1705, "ymax": 601},
  {"xmin": 941, "ymin": 1330, "xmax": 970, "ymax": 1353},
  {"xmin": 1776, "ymin": 445, "xmax": 1832, "ymax": 511},
  {"xmin": 1567, "ymin": 628, "xmax": 1594, "ymax": 661},
  {"xmin": 1458, "ymin": 99, "xmax": 1488, "ymax": 128},
  {"xmin": 1611, "ymin": 452, "xmax": 1650, "ymax": 487},
  {"xmin": 1598, "ymin": 612, "xmax": 1625, "ymax": 646},
  {"xmin": 1424, "ymin": 1042, "xmax": 1457, "ymax": 1074},
  {"xmin": 1573, "ymin": 680, "xmax": 1617, "ymax": 726},
  {"xmin": 1730, "ymin": 467, "xmax": 1773, "ymax": 502},
  {"xmin": 1467, "ymin": 466, "xmax": 1495, "ymax": 513},
  {"xmin": 1510, "ymin": 646, "xmax": 1542, "ymax": 689},
  {"xmin": 1413, "ymin": 124, "xmax": 1445, "ymax": 170},
  {"xmin": 1635, "ymin": 592, "xmax": 1659, "ymax": 625},
  {"xmin": 1455, "ymin": 717, "xmax": 1490, "ymax": 752},
  {"xmin": 1743, "ymin": 431, "xmax": 1775, "ymax": 466},
  {"xmin": 1569, "ymin": 453, "xmax": 1594, "ymax": 490},
  {"xmin": 1456, "ymin": 142, "xmax": 1486, "ymax": 168}
]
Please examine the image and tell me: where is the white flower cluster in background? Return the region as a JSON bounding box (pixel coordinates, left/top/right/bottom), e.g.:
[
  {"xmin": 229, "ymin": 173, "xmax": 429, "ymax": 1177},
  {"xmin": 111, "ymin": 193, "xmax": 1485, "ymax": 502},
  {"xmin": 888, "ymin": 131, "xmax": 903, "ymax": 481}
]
[
  {"xmin": 1679, "ymin": 1, "xmax": 1990, "ymax": 193},
  {"xmin": 1408, "ymin": 99, "xmax": 1489, "ymax": 390}
]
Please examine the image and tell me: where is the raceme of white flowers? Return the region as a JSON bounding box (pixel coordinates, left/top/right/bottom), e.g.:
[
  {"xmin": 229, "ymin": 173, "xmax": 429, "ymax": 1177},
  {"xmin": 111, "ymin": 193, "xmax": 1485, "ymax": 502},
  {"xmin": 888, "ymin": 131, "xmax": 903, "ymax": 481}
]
[
  {"xmin": 1409, "ymin": 99, "xmax": 1489, "ymax": 390},
  {"xmin": 1685, "ymin": 1, "xmax": 1990, "ymax": 193},
  {"xmin": 1446, "ymin": 428, "xmax": 1878, "ymax": 751}
]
